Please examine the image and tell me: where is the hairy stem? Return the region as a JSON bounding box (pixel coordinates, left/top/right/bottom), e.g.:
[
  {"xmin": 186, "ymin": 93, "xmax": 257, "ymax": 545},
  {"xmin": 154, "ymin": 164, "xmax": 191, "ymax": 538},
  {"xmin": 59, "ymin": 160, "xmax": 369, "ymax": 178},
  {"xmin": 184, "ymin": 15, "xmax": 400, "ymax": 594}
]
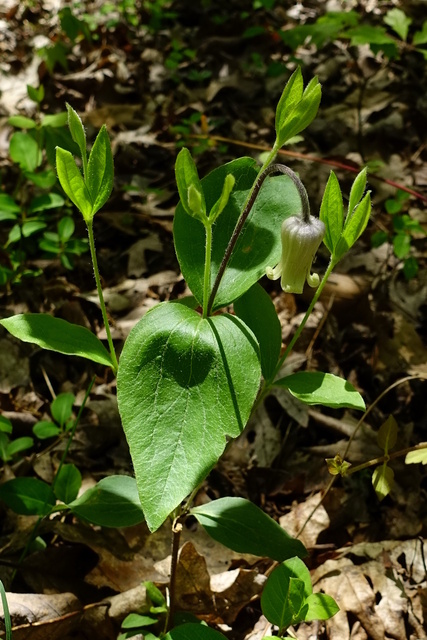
[
  {"xmin": 87, "ymin": 220, "xmax": 118, "ymax": 374},
  {"xmin": 207, "ymin": 160, "xmax": 309, "ymax": 315}
]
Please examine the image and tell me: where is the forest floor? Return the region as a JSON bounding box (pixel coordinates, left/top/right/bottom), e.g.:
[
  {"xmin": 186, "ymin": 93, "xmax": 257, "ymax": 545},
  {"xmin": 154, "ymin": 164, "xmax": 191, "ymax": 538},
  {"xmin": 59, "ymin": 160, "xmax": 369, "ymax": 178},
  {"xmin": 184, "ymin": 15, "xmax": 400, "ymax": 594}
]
[{"xmin": 0, "ymin": 1, "xmax": 427, "ymax": 639}]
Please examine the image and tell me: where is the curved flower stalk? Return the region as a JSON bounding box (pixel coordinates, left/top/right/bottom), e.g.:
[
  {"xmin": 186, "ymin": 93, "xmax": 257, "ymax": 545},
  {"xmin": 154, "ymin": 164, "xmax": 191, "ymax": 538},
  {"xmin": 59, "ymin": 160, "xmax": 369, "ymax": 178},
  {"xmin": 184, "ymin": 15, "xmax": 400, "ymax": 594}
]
[{"xmin": 266, "ymin": 214, "xmax": 325, "ymax": 294}]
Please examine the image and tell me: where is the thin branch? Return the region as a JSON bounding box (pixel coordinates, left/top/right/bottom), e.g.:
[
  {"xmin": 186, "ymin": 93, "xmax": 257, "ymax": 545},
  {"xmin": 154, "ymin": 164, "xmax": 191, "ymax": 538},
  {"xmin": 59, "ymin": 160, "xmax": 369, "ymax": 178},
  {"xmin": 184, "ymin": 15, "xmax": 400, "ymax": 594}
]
[{"xmin": 190, "ymin": 134, "xmax": 427, "ymax": 204}]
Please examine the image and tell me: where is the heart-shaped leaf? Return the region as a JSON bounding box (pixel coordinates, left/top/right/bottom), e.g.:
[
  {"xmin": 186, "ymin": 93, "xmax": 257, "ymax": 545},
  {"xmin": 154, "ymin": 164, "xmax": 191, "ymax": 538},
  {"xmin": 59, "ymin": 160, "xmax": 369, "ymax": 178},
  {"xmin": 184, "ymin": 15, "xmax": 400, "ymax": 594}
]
[{"xmin": 117, "ymin": 302, "xmax": 261, "ymax": 531}]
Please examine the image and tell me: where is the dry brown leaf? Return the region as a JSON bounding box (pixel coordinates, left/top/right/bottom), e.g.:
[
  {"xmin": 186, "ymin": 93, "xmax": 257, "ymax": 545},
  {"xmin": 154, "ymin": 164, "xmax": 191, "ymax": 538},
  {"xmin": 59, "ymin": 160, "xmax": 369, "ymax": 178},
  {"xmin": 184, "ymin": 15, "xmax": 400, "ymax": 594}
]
[
  {"xmin": 211, "ymin": 568, "xmax": 266, "ymax": 624},
  {"xmin": 174, "ymin": 541, "xmax": 214, "ymax": 615},
  {"xmin": 127, "ymin": 234, "xmax": 163, "ymax": 277},
  {"xmin": 0, "ymin": 592, "xmax": 81, "ymax": 640},
  {"xmin": 298, "ymin": 539, "xmax": 427, "ymax": 639},
  {"xmin": 0, "ymin": 338, "xmax": 30, "ymax": 393},
  {"xmin": 279, "ymin": 492, "xmax": 330, "ymax": 549},
  {"xmin": 375, "ymin": 310, "xmax": 427, "ymax": 376}
]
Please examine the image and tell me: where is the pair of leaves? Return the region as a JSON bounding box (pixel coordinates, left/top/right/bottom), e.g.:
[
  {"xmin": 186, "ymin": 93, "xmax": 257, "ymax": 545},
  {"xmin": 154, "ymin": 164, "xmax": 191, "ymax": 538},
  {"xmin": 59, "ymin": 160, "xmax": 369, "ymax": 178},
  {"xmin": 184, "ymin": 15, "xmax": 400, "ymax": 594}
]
[
  {"xmin": 275, "ymin": 67, "xmax": 322, "ymax": 147},
  {"xmin": 56, "ymin": 104, "xmax": 113, "ymax": 222},
  {"xmin": 0, "ymin": 466, "xmax": 81, "ymax": 516},
  {"xmin": 261, "ymin": 557, "xmax": 339, "ymax": 632},
  {"xmin": 320, "ymin": 168, "xmax": 371, "ymax": 264},
  {"xmin": 0, "ymin": 475, "xmax": 145, "ymax": 528},
  {"xmin": 175, "ymin": 147, "xmax": 235, "ymax": 225}
]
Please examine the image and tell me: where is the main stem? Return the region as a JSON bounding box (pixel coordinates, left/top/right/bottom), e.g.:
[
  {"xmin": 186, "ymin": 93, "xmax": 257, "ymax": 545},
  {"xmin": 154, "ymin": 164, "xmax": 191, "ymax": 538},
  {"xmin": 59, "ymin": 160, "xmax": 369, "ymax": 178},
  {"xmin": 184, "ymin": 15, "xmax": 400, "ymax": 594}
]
[
  {"xmin": 87, "ymin": 220, "xmax": 119, "ymax": 375},
  {"xmin": 165, "ymin": 516, "xmax": 182, "ymax": 632},
  {"xmin": 202, "ymin": 223, "xmax": 213, "ymax": 319}
]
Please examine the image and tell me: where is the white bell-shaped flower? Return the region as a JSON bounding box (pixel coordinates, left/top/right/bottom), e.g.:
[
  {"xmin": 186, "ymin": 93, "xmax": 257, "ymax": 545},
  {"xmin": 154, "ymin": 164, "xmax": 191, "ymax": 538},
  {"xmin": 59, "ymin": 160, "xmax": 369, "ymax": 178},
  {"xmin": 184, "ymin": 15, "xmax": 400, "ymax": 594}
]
[{"xmin": 266, "ymin": 215, "xmax": 325, "ymax": 294}]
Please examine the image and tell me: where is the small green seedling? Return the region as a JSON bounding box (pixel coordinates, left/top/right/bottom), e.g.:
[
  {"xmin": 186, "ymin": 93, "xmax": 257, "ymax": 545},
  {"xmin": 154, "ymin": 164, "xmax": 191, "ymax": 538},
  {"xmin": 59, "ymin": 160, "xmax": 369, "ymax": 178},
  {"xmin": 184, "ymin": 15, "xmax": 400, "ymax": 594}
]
[
  {"xmin": 0, "ymin": 85, "xmax": 87, "ymax": 287},
  {"xmin": 0, "ymin": 415, "xmax": 33, "ymax": 464},
  {"xmin": 371, "ymin": 189, "xmax": 425, "ymax": 279},
  {"xmin": 261, "ymin": 557, "xmax": 339, "ymax": 636},
  {"xmin": 33, "ymin": 392, "xmax": 76, "ymax": 440},
  {"xmin": 118, "ymin": 582, "xmax": 168, "ymax": 640}
]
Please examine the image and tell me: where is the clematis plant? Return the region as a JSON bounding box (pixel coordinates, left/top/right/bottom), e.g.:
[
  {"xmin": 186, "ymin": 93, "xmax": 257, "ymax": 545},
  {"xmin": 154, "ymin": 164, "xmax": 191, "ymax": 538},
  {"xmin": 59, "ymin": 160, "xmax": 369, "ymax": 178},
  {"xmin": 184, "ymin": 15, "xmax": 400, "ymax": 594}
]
[{"xmin": 0, "ymin": 67, "xmax": 373, "ymax": 638}]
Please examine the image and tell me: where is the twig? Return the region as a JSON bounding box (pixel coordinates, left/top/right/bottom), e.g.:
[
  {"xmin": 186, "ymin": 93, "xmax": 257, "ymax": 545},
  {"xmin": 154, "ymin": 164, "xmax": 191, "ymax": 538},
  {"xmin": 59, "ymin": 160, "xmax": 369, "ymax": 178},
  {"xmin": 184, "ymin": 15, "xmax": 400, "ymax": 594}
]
[{"xmin": 190, "ymin": 134, "xmax": 427, "ymax": 204}]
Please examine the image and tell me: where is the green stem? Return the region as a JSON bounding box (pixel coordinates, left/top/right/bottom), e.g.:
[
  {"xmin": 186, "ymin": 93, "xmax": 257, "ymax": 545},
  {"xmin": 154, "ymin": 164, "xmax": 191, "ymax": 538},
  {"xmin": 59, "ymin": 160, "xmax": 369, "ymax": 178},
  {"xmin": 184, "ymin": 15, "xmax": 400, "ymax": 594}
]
[
  {"xmin": 344, "ymin": 442, "xmax": 427, "ymax": 476},
  {"xmin": 202, "ymin": 222, "xmax": 213, "ymax": 318},
  {"xmin": 251, "ymin": 258, "xmax": 336, "ymax": 412},
  {"xmin": 206, "ymin": 143, "xmax": 281, "ymax": 315},
  {"xmin": 272, "ymin": 258, "xmax": 335, "ymax": 381},
  {"xmin": 52, "ymin": 377, "xmax": 95, "ymax": 492},
  {"xmin": 0, "ymin": 579, "xmax": 12, "ymax": 640},
  {"xmin": 87, "ymin": 220, "xmax": 118, "ymax": 374}
]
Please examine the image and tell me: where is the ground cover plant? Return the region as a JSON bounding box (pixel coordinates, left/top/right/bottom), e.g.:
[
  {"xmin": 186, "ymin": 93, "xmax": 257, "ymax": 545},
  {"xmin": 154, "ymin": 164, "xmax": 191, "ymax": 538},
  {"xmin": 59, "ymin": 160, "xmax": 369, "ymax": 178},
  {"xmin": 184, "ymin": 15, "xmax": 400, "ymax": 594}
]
[{"xmin": 0, "ymin": 1, "xmax": 426, "ymax": 639}]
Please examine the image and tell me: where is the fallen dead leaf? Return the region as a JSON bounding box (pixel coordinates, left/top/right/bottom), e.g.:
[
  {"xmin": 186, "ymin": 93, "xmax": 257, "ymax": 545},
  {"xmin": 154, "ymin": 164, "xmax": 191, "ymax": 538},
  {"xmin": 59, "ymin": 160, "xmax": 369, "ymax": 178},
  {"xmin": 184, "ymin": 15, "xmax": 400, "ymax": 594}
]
[
  {"xmin": 279, "ymin": 491, "xmax": 330, "ymax": 549},
  {"xmin": 0, "ymin": 592, "xmax": 81, "ymax": 640},
  {"xmin": 296, "ymin": 539, "xmax": 427, "ymax": 640},
  {"xmin": 0, "ymin": 338, "xmax": 30, "ymax": 393}
]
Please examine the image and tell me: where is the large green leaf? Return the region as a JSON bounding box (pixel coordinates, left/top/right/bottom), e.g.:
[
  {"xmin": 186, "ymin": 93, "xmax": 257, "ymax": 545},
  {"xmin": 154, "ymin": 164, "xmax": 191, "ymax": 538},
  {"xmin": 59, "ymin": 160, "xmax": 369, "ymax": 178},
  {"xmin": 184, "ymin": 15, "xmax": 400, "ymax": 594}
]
[
  {"xmin": 68, "ymin": 475, "xmax": 145, "ymax": 527},
  {"xmin": 0, "ymin": 313, "xmax": 113, "ymax": 368},
  {"xmin": 173, "ymin": 157, "xmax": 301, "ymax": 311},
  {"xmin": 117, "ymin": 302, "xmax": 261, "ymax": 532},
  {"xmin": 191, "ymin": 497, "xmax": 306, "ymax": 561},
  {"xmin": 234, "ymin": 283, "xmax": 281, "ymax": 381}
]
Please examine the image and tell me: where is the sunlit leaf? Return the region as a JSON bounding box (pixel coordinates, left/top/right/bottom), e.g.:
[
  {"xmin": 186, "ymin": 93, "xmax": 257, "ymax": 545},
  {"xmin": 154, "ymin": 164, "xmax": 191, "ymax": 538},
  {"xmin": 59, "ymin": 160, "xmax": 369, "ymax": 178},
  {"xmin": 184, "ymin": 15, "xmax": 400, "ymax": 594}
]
[
  {"xmin": 372, "ymin": 464, "xmax": 394, "ymax": 501},
  {"xmin": 68, "ymin": 475, "xmax": 145, "ymax": 527},
  {"xmin": 117, "ymin": 303, "xmax": 261, "ymax": 531},
  {"xmin": 0, "ymin": 314, "xmax": 113, "ymax": 368}
]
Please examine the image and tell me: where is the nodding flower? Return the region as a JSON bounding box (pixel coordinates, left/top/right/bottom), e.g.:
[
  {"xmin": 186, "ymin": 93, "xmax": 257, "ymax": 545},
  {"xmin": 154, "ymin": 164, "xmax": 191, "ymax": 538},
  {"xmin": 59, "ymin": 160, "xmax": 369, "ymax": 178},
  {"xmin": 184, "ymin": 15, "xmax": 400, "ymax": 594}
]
[{"xmin": 266, "ymin": 214, "xmax": 325, "ymax": 294}]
